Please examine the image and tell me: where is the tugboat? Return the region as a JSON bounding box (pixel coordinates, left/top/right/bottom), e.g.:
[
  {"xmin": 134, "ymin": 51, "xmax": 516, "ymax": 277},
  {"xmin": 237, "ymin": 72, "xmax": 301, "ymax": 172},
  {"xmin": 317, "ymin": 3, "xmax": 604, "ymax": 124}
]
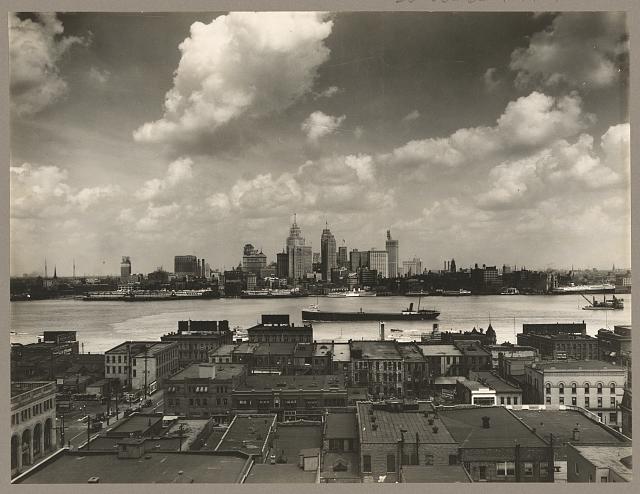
[
  {"xmin": 500, "ymin": 287, "xmax": 520, "ymax": 295},
  {"xmin": 581, "ymin": 294, "xmax": 624, "ymax": 310}
]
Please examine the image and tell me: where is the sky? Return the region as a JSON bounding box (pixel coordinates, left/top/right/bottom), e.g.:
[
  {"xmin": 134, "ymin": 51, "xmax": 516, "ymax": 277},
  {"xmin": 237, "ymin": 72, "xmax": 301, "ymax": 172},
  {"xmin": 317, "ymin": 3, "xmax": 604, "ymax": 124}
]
[{"xmin": 9, "ymin": 11, "xmax": 631, "ymax": 277}]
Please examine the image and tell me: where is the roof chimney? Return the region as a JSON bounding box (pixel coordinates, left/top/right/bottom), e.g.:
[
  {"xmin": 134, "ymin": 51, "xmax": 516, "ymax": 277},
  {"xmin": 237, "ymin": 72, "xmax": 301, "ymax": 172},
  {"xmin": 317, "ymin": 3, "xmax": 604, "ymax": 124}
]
[
  {"xmin": 572, "ymin": 427, "xmax": 580, "ymax": 442},
  {"xmin": 481, "ymin": 416, "xmax": 491, "ymax": 429}
]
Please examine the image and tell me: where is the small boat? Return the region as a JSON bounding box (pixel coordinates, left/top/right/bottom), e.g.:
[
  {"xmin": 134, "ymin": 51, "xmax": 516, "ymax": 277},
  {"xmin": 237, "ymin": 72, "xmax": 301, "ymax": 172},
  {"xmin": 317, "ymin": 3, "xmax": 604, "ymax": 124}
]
[
  {"xmin": 442, "ymin": 289, "xmax": 472, "ymax": 296},
  {"xmin": 500, "ymin": 287, "xmax": 520, "ymax": 295},
  {"xmin": 389, "ymin": 328, "xmax": 402, "ymax": 333}
]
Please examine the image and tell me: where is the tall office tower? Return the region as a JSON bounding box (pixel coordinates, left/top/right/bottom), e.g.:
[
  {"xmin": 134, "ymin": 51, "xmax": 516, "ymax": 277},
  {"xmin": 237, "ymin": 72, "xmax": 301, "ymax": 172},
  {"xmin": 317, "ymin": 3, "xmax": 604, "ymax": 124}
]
[
  {"xmin": 369, "ymin": 249, "xmax": 389, "ymax": 279},
  {"xmin": 242, "ymin": 243, "xmax": 267, "ymax": 275},
  {"xmin": 350, "ymin": 249, "xmax": 370, "ymax": 271},
  {"xmin": 276, "ymin": 250, "xmax": 289, "ymax": 278},
  {"xmin": 174, "ymin": 255, "xmax": 199, "ymax": 276},
  {"xmin": 402, "ymin": 257, "xmax": 423, "ymax": 277},
  {"xmin": 385, "ymin": 230, "xmax": 399, "ymax": 278},
  {"xmin": 120, "ymin": 256, "xmax": 132, "ymax": 281},
  {"xmin": 337, "ymin": 244, "xmax": 348, "ymax": 268},
  {"xmin": 320, "ymin": 222, "xmax": 337, "ymax": 281},
  {"xmin": 450, "ymin": 258, "xmax": 457, "ymax": 273},
  {"xmin": 286, "ymin": 214, "xmax": 312, "ymax": 280}
]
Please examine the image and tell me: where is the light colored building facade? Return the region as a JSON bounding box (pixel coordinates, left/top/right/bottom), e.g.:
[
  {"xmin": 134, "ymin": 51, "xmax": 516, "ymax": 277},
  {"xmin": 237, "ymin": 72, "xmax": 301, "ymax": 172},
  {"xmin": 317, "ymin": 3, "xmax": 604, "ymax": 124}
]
[
  {"xmin": 524, "ymin": 360, "xmax": 626, "ymax": 428},
  {"xmin": 385, "ymin": 230, "xmax": 399, "ymax": 278},
  {"xmin": 286, "ymin": 215, "xmax": 312, "ymax": 280},
  {"xmin": 402, "ymin": 257, "xmax": 422, "ymax": 277},
  {"xmin": 566, "ymin": 444, "xmax": 632, "ymax": 483},
  {"xmin": 368, "ymin": 249, "xmax": 388, "ymax": 279},
  {"xmin": 11, "ymin": 382, "xmax": 57, "ymax": 477},
  {"xmin": 120, "ymin": 256, "xmax": 132, "ymax": 281}
]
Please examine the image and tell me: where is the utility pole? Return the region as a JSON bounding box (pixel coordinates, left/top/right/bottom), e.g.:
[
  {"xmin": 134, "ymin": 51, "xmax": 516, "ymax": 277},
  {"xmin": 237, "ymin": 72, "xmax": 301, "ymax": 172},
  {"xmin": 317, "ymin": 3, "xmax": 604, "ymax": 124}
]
[
  {"xmin": 87, "ymin": 415, "xmax": 91, "ymax": 450},
  {"xmin": 144, "ymin": 345, "xmax": 149, "ymax": 399}
]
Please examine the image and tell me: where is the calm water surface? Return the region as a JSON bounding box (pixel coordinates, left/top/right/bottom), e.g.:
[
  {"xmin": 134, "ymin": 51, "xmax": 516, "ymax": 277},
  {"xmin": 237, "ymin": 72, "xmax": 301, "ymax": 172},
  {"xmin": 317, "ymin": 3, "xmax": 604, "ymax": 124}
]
[{"xmin": 10, "ymin": 295, "xmax": 632, "ymax": 353}]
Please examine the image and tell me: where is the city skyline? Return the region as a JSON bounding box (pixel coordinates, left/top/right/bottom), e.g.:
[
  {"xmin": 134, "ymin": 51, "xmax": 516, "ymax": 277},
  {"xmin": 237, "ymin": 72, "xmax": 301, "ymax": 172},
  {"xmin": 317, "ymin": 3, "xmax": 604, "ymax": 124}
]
[{"xmin": 10, "ymin": 12, "xmax": 630, "ymax": 276}]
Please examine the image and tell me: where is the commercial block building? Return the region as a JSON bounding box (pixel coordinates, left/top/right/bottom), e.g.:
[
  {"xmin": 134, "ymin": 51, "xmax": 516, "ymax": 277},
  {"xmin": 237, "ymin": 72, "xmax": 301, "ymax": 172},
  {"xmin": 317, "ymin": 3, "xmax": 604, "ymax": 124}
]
[
  {"xmin": 161, "ymin": 320, "xmax": 233, "ymax": 367},
  {"xmin": 105, "ymin": 341, "xmax": 179, "ymax": 393},
  {"xmin": 468, "ymin": 371, "xmax": 523, "ymax": 406},
  {"xmin": 247, "ymin": 314, "xmax": 313, "ymax": 343},
  {"xmin": 350, "ymin": 341, "xmax": 405, "ymax": 399},
  {"xmin": 566, "ymin": 444, "xmax": 632, "ymax": 483},
  {"xmin": 517, "ymin": 332, "xmax": 598, "ymax": 360},
  {"xmin": 523, "ymin": 360, "xmax": 626, "ymax": 428},
  {"xmin": 597, "ymin": 325, "xmax": 631, "ymax": 367},
  {"xmin": 11, "ymin": 382, "xmax": 58, "ymax": 477}
]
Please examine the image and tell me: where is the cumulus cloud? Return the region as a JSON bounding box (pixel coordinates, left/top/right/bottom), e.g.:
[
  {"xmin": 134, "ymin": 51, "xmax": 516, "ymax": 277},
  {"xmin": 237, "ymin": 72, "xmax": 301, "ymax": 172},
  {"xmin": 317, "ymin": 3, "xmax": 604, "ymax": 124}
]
[
  {"xmin": 510, "ymin": 12, "xmax": 628, "ymax": 90},
  {"xmin": 136, "ymin": 203, "xmax": 181, "ymax": 232},
  {"xmin": 354, "ymin": 126, "xmax": 364, "ymax": 139},
  {"xmin": 10, "ymin": 162, "xmax": 120, "ymax": 218},
  {"xmin": 10, "ymin": 13, "xmax": 86, "ymax": 116},
  {"xmin": 476, "ymin": 123, "xmax": 628, "ymax": 210},
  {"xmin": 137, "ymin": 157, "xmax": 194, "ymax": 201},
  {"xmin": 301, "ymin": 111, "xmax": 346, "ymax": 142},
  {"xmin": 133, "ymin": 12, "xmax": 333, "ymax": 149},
  {"xmin": 386, "ymin": 91, "xmax": 591, "ymax": 172},
  {"xmin": 402, "ymin": 110, "xmax": 421, "ymax": 122},
  {"xmin": 88, "ymin": 66, "xmax": 111, "ymax": 84}
]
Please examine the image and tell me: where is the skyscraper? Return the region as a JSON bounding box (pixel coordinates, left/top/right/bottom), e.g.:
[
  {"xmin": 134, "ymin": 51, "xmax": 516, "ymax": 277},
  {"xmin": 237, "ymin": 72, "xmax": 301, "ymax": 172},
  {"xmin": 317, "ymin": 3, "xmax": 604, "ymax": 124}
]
[
  {"xmin": 242, "ymin": 243, "xmax": 267, "ymax": 275},
  {"xmin": 120, "ymin": 256, "xmax": 132, "ymax": 281},
  {"xmin": 337, "ymin": 244, "xmax": 348, "ymax": 268},
  {"xmin": 285, "ymin": 214, "xmax": 312, "ymax": 280},
  {"xmin": 174, "ymin": 255, "xmax": 198, "ymax": 276},
  {"xmin": 320, "ymin": 222, "xmax": 337, "ymax": 281},
  {"xmin": 385, "ymin": 230, "xmax": 399, "ymax": 278},
  {"xmin": 369, "ymin": 249, "xmax": 388, "ymax": 279}
]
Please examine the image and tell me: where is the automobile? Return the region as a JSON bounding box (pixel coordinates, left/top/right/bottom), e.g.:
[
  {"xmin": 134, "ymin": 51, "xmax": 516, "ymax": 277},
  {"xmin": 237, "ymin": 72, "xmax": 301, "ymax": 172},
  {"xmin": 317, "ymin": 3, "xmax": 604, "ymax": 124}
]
[
  {"xmin": 143, "ymin": 399, "xmax": 153, "ymax": 407},
  {"xmin": 90, "ymin": 421, "xmax": 103, "ymax": 432},
  {"xmin": 123, "ymin": 409, "xmax": 133, "ymax": 417},
  {"xmin": 95, "ymin": 413, "xmax": 106, "ymax": 421}
]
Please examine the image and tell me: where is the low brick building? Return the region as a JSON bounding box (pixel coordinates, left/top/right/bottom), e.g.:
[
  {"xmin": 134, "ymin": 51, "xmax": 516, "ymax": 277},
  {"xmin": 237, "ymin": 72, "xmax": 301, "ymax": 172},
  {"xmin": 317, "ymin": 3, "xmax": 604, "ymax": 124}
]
[{"xmin": 356, "ymin": 401, "xmax": 459, "ymax": 483}]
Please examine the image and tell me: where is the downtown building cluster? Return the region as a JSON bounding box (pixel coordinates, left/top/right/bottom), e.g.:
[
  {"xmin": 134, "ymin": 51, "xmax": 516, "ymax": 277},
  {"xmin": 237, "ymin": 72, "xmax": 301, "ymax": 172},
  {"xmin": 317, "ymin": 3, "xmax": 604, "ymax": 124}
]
[{"xmin": 11, "ymin": 315, "xmax": 632, "ymax": 483}]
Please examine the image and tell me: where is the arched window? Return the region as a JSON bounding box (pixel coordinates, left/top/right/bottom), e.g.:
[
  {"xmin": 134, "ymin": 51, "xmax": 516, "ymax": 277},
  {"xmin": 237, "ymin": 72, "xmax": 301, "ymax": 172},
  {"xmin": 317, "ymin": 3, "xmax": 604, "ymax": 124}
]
[
  {"xmin": 584, "ymin": 383, "xmax": 590, "ymax": 394},
  {"xmin": 558, "ymin": 383, "xmax": 564, "ymax": 395},
  {"xmin": 571, "ymin": 383, "xmax": 577, "ymax": 394},
  {"xmin": 545, "ymin": 383, "xmax": 551, "ymax": 395},
  {"xmin": 610, "ymin": 383, "xmax": 616, "ymax": 394},
  {"xmin": 597, "ymin": 383, "xmax": 603, "ymax": 394}
]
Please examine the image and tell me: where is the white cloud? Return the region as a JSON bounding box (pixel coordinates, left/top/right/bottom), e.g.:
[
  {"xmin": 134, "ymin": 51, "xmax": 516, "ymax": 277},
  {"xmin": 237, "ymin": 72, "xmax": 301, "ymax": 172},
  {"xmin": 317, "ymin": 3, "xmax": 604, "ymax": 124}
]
[
  {"xmin": 206, "ymin": 192, "xmax": 231, "ymax": 216},
  {"xmin": 10, "ymin": 13, "xmax": 86, "ymax": 116},
  {"xmin": 483, "ymin": 67, "xmax": 501, "ymax": 92},
  {"xmin": 386, "ymin": 91, "xmax": 590, "ymax": 172},
  {"xmin": 402, "ymin": 110, "xmax": 421, "ymax": 122},
  {"xmin": 314, "ymin": 85, "xmax": 341, "ymax": 99},
  {"xmin": 510, "ymin": 12, "xmax": 628, "ymax": 90},
  {"xmin": 136, "ymin": 203, "xmax": 181, "ymax": 232},
  {"xmin": 88, "ymin": 66, "xmax": 111, "ymax": 84},
  {"xmin": 345, "ymin": 154, "xmax": 375, "ymax": 182},
  {"xmin": 137, "ymin": 157, "xmax": 194, "ymax": 201},
  {"xmin": 301, "ymin": 111, "xmax": 346, "ymax": 143},
  {"xmin": 10, "ymin": 162, "xmax": 120, "ymax": 218},
  {"xmin": 354, "ymin": 126, "xmax": 364, "ymax": 139},
  {"xmin": 476, "ymin": 125, "xmax": 627, "ymax": 210},
  {"xmin": 133, "ymin": 12, "xmax": 333, "ymax": 148}
]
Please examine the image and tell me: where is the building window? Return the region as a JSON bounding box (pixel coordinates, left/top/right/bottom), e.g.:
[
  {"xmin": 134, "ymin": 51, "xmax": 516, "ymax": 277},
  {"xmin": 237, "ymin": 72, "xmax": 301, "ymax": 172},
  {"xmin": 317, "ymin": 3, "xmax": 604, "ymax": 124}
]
[
  {"xmin": 585, "ymin": 397, "xmax": 590, "ymax": 407},
  {"xmin": 540, "ymin": 463, "xmax": 549, "ymax": 479},
  {"xmin": 584, "ymin": 383, "xmax": 590, "ymax": 394},
  {"xmin": 363, "ymin": 455, "xmax": 372, "ymax": 473},
  {"xmin": 523, "ymin": 463, "xmax": 534, "ymax": 476},
  {"xmin": 514, "ymin": 397, "xmax": 518, "ymax": 405},
  {"xmin": 598, "ymin": 397, "xmax": 602, "ymax": 408},
  {"xmin": 610, "ymin": 397, "xmax": 616, "ymax": 407},
  {"xmin": 610, "ymin": 383, "xmax": 616, "ymax": 394},
  {"xmin": 609, "ymin": 412, "xmax": 617, "ymax": 423},
  {"xmin": 387, "ymin": 454, "xmax": 396, "ymax": 472},
  {"xmin": 449, "ymin": 455, "xmax": 458, "ymax": 465},
  {"xmin": 478, "ymin": 466, "xmax": 487, "ymax": 480},
  {"xmin": 545, "ymin": 396, "xmax": 551, "ymax": 404},
  {"xmin": 575, "ymin": 462, "xmax": 579, "ymax": 474},
  {"xmin": 507, "ymin": 397, "xmax": 511, "ymax": 405},
  {"xmin": 572, "ymin": 397, "xmax": 577, "ymax": 406},
  {"xmin": 424, "ymin": 454, "xmax": 434, "ymax": 466},
  {"xmin": 597, "ymin": 383, "xmax": 603, "ymax": 394},
  {"xmin": 496, "ymin": 462, "xmax": 516, "ymax": 476},
  {"xmin": 572, "ymin": 383, "xmax": 577, "ymax": 394},
  {"xmin": 500, "ymin": 397, "xmax": 505, "ymax": 405},
  {"xmin": 559, "ymin": 397, "xmax": 564, "ymax": 405},
  {"xmin": 601, "ymin": 476, "xmax": 608, "ymax": 483},
  {"xmin": 558, "ymin": 383, "xmax": 564, "ymax": 394}
]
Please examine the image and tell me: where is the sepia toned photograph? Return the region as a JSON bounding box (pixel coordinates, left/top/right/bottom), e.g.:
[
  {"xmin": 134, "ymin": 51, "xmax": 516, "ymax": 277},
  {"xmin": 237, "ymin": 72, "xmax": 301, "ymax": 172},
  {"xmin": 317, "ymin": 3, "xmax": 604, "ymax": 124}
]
[{"xmin": 8, "ymin": 8, "xmax": 632, "ymax": 485}]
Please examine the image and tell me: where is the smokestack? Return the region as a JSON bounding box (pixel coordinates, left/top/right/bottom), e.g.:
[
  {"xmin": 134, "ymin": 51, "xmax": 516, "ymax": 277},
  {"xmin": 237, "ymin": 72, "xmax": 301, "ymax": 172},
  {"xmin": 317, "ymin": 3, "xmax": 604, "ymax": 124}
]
[{"xmin": 572, "ymin": 427, "xmax": 580, "ymax": 442}]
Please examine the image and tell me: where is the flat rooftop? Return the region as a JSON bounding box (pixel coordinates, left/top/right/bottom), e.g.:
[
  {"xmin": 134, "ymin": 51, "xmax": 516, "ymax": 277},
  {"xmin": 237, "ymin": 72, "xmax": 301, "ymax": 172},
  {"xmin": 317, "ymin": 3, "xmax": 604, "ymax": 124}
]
[
  {"xmin": 216, "ymin": 414, "xmax": 275, "ymax": 455},
  {"xmin": 473, "ymin": 371, "xmax": 522, "ymax": 393},
  {"xmin": 313, "ymin": 342, "xmax": 333, "ymax": 357},
  {"xmin": 240, "ymin": 374, "xmax": 345, "ymax": 392},
  {"xmin": 401, "ymin": 465, "xmax": 472, "ymax": 483},
  {"xmin": 272, "ymin": 423, "xmax": 323, "ymax": 463},
  {"xmin": 331, "ymin": 342, "xmax": 351, "ymax": 362},
  {"xmin": 357, "ymin": 402, "xmax": 457, "ymax": 445},
  {"xmin": 572, "ymin": 445, "xmax": 632, "ymax": 482},
  {"xmin": 244, "ymin": 463, "xmax": 316, "ymax": 483},
  {"xmin": 438, "ymin": 406, "xmax": 549, "ymax": 449},
  {"xmin": 511, "ymin": 407, "xmax": 630, "ymax": 452},
  {"xmin": 253, "ymin": 342, "xmax": 297, "ymax": 355},
  {"xmin": 107, "ymin": 414, "xmax": 163, "ymax": 435},
  {"xmin": 397, "ymin": 342, "xmax": 425, "ymax": 361},
  {"xmin": 169, "ymin": 363, "xmax": 244, "ymax": 381},
  {"xmin": 418, "ymin": 344, "xmax": 462, "ymax": 357},
  {"xmin": 325, "ymin": 412, "xmax": 358, "ymax": 439},
  {"xmin": 16, "ymin": 452, "xmax": 249, "ymax": 484},
  {"xmin": 351, "ymin": 341, "xmax": 401, "ymax": 360},
  {"xmin": 529, "ymin": 360, "xmax": 625, "ymax": 372},
  {"xmin": 454, "ymin": 341, "xmax": 491, "ymax": 356},
  {"xmin": 210, "ymin": 344, "xmax": 237, "ymax": 356}
]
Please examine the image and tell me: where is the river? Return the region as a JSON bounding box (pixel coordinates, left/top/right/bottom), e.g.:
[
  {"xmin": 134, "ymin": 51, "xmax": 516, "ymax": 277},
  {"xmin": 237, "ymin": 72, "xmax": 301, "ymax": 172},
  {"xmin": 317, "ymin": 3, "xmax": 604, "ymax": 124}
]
[{"xmin": 9, "ymin": 294, "xmax": 632, "ymax": 353}]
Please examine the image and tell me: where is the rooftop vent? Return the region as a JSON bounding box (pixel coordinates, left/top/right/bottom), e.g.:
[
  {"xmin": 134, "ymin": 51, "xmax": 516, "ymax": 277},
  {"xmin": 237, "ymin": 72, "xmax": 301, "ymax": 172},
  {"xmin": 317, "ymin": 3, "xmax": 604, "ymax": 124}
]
[
  {"xmin": 481, "ymin": 416, "xmax": 491, "ymax": 429},
  {"xmin": 572, "ymin": 427, "xmax": 580, "ymax": 442},
  {"xmin": 372, "ymin": 424, "xmax": 378, "ymax": 431},
  {"xmin": 432, "ymin": 426, "xmax": 439, "ymax": 433},
  {"xmin": 87, "ymin": 477, "xmax": 100, "ymax": 484}
]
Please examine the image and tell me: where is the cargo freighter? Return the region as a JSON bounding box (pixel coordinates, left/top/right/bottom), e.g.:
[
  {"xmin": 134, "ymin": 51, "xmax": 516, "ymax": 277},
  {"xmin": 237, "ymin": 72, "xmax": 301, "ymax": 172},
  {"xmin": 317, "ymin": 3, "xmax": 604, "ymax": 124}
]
[
  {"xmin": 240, "ymin": 288, "xmax": 308, "ymax": 299},
  {"xmin": 302, "ymin": 302, "xmax": 439, "ymax": 321}
]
